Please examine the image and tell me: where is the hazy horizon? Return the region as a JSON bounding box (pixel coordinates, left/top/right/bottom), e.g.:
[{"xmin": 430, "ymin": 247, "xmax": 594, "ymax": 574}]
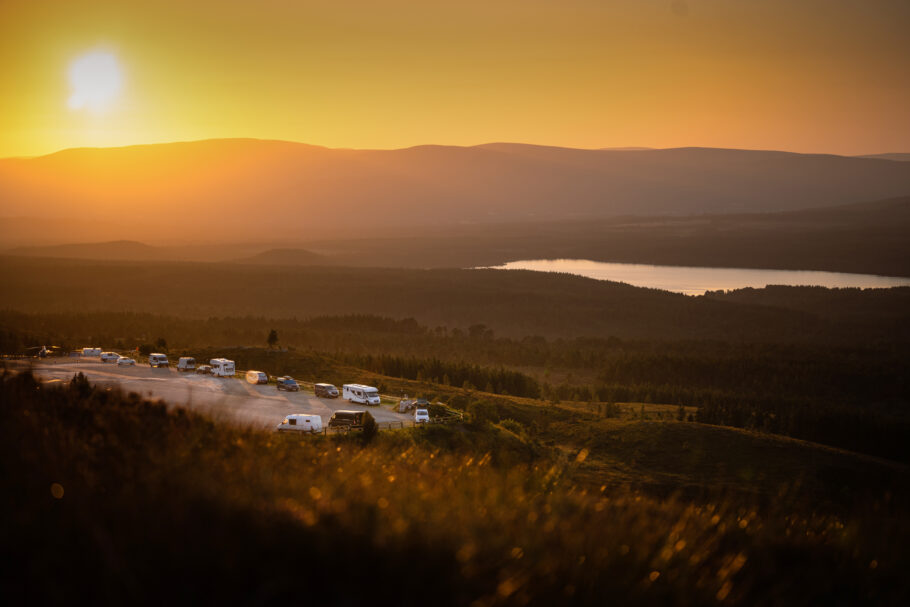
[{"xmin": 4, "ymin": 136, "xmax": 910, "ymax": 162}]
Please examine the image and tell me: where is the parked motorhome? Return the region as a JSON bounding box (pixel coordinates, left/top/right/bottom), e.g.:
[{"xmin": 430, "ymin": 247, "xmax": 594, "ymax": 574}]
[
  {"xmin": 177, "ymin": 357, "xmax": 196, "ymax": 372},
  {"xmin": 148, "ymin": 353, "xmax": 169, "ymax": 368},
  {"xmin": 209, "ymin": 358, "xmax": 235, "ymax": 377},
  {"xmin": 82, "ymin": 347, "xmax": 102, "ymax": 357},
  {"xmin": 276, "ymin": 413, "xmax": 323, "ymax": 433},
  {"xmin": 328, "ymin": 410, "xmax": 366, "ymax": 429},
  {"xmin": 342, "ymin": 384, "xmax": 381, "ymax": 406},
  {"xmin": 246, "ymin": 370, "xmax": 269, "ymax": 385}
]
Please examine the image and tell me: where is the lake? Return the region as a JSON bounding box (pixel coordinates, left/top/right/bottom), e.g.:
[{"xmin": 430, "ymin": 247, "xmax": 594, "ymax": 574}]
[{"xmin": 485, "ymin": 259, "xmax": 910, "ymax": 296}]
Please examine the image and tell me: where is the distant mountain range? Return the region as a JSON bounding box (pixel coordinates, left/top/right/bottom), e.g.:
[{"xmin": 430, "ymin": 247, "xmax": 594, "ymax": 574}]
[
  {"xmin": 856, "ymin": 153, "xmax": 910, "ymax": 162},
  {"xmin": 3, "ymin": 139, "xmax": 910, "ymax": 244}
]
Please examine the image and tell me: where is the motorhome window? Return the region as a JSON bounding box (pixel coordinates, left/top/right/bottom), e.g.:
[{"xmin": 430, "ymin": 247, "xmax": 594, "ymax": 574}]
[{"xmin": 289, "ymin": 419, "xmax": 296, "ymax": 425}]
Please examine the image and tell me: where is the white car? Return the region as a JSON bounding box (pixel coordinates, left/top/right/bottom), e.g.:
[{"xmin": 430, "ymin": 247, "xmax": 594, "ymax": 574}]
[
  {"xmin": 117, "ymin": 357, "xmax": 136, "ymax": 366},
  {"xmin": 276, "ymin": 414, "xmax": 323, "ymax": 434},
  {"xmin": 415, "ymin": 408, "xmax": 430, "ymax": 424},
  {"xmin": 100, "ymin": 351, "xmax": 120, "ymax": 363}
]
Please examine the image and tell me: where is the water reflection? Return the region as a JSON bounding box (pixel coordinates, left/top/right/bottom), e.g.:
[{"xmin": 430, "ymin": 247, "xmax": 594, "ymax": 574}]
[{"xmin": 485, "ymin": 259, "xmax": 910, "ymax": 296}]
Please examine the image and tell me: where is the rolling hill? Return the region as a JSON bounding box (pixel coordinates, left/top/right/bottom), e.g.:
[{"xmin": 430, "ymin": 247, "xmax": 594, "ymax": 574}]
[
  {"xmin": 5, "ymin": 240, "xmax": 162, "ymax": 261},
  {"xmin": 3, "ymin": 139, "xmax": 910, "ymax": 244}
]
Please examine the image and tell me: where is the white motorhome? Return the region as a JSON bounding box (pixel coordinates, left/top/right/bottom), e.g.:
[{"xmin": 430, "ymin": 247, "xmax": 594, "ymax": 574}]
[
  {"xmin": 276, "ymin": 413, "xmax": 323, "ymax": 433},
  {"xmin": 177, "ymin": 357, "xmax": 196, "ymax": 372},
  {"xmin": 148, "ymin": 353, "xmax": 169, "ymax": 368},
  {"xmin": 342, "ymin": 384, "xmax": 381, "ymax": 406},
  {"xmin": 82, "ymin": 347, "xmax": 102, "ymax": 357},
  {"xmin": 210, "ymin": 358, "xmax": 236, "ymax": 377}
]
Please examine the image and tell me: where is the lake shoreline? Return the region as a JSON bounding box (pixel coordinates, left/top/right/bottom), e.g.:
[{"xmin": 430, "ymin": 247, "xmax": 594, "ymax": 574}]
[{"xmin": 482, "ymin": 259, "xmax": 910, "ymax": 296}]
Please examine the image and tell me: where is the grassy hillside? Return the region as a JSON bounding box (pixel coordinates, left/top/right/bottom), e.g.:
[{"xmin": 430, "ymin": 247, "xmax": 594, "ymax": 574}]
[{"xmin": 2, "ymin": 369, "xmax": 908, "ymax": 604}]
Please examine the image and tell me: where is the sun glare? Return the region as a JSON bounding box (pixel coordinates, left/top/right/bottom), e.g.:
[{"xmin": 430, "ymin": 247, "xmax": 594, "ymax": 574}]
[{"xmin": 67, "ymin": 51, "xmax": 123, "ymax": 113}]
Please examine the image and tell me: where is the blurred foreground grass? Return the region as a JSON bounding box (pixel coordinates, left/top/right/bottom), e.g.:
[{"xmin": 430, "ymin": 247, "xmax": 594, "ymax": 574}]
[{"xmin": 1, "ymin": 370, "xmax": 908, "ymax": 605}]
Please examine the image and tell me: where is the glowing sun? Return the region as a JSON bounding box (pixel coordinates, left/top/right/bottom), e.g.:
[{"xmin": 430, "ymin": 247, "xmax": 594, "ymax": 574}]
[{"xmin": 67, "ymin": 51, "xmax": 123, "ymax": 112}]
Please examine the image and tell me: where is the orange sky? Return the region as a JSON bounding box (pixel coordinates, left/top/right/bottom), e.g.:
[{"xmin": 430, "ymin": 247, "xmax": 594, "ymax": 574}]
[{"xmin": 1, "ymin": 0, "xmax": 909, "ymax": 158}]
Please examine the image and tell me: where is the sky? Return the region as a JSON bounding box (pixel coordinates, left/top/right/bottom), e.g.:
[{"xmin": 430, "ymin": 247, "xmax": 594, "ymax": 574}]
[{"xmin": 1, "ymin": 0, "xmax": 909, "ymax": 158}]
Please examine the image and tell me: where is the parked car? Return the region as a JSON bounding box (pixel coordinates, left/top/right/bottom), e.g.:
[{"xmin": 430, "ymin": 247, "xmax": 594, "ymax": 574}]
[
  {"xmin": 415, "ymin": 408, "xmax": 430, "ymax": 424},
  {"xmin": 117, "ymin": 356, "xmax": 136, "ymax": 366},
  {"xmin": 100, "ymin": 351, "xmax": 120, "ymax": 363},
  {"xmin": 177, "ymin": 357, "xmax": 196, "ymax": 372},
  {"xmin": 276, "ymin": 376, "xmax": 300, "ymax": 391},
  {"xmin": 148, "ymin": 353, "xmax": 169, "ymax": 368},
  {"xmin": 314, "ymin": 383, "xmax": 339, "ymax": 398},
  {"xmin": 195, "ymin": 364, "xmax": 212, "ymax": 375},
  {"xmin": 246, "ymin": 370, "xmax": 269, "ymax": 385},
  {"xmin": 276, "ymin": 413, "xmax": 322, "ymax": 433},
  {"xmin": 328, "ymin": 410, "xmax": 366, "ymax": 429}
]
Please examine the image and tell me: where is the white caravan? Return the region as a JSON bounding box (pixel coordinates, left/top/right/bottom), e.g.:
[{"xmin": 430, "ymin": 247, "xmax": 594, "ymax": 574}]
[
  {"xmin": 82, "ymin": 347, "xmax": 102, "ymax": 357},
  {"xmin": 209, "ymin": 358, "xmax": 236, "ymax": 377},
  {"xmin": 276, "ymin": 413, "xmax": 323, "ymax": 433},
  {"xmin": 177, "ymin": 357, "xmax": 196, "ymax": 372},
  {"xmin": 342, "ymin": 384, "xmax": 381, "ymax": 406}
]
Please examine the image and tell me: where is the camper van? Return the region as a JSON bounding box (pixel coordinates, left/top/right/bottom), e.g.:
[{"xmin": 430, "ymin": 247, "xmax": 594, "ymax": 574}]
[
  {"xmin": 148, "ymin": 353, "xmax": 169, "ymax": 368},
  {"xmin": 177, "ymin": 357, "xmax": 196, "ymax": 372},
  {"xmin": 276, "ymin": 413, "xmax": 323, "ymax": 433},
  {"xmin": 342, "ymin": 384, "xmax": 381, "ymax": 406},
  {"xmin": 246, "ymin": 370, "xmax": 269, "ymax": 385},
  {"xmin": 209, "ymin": 358, "xmax": 235, "ymax": 377},
  {"xmin": 81, "ymin": 347, "xmax": 102, "ymax": 357}
]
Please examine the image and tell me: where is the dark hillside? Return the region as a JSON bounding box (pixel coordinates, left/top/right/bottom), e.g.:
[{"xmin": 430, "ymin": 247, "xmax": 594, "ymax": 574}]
[
  {"xmin": 2, "ymin": 370, "xmax": 909, "ymax": 604},
  {"xmin": 3, "ymin": 258, "xmax": 908, "ymax": 343}
]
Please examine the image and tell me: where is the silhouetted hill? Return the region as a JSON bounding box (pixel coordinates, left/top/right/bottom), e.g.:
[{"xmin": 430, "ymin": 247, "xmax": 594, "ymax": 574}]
[
  {"xmin": 3, "ymin": 139, "xmax": 910, "ymax": 243},
  {"xmin": 233, "ymin": 248, "xmax": 328, "ymax": 265},
  {"xmin": 5, "ymin": 240, "xmax": 162, "ymax": 260},
  {"xmin": 858, "ymin": 153, "xmax": 910, "ymax": 162}
]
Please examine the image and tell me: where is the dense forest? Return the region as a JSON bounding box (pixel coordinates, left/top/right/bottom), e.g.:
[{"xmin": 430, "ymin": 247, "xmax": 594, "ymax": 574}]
[
  {"xmin": 2, "ymin": 257, "xmax": 909, "ymax": 342},
  {"xmin": 3, "ymin": 308, "xmax": 908, "ymax": 461}
]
